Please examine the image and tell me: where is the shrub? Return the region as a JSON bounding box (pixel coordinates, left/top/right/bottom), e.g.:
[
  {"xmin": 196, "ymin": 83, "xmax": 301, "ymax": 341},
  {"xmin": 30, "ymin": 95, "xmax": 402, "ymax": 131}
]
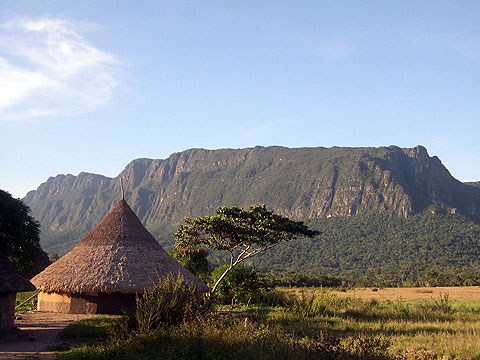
[
  {"xmin": 135, "ymin": 273, "xmax": 203, "ymax": 334},
  {"xmin": 343, "ymin": 333, "xmax": 391, "ymax": 359},
  {"xmin": 211, "ymin": 264, "xmax": 273, "ymax": 306},
  {"xmin": 414, "ymin": 293, "xmax": 454, "ymax": 319},
  {"xmin": 250, "ymin": 289, "xmax": 295, "ymax": 308},
  {"xmin": 170, "ymin": 246, "xmax": 211, "ymax": 282},
  {"xmin": 59, "ymin": 315, "xmax": 393, "ymax": 360},
  {"xmin": 292, "ymin": 291, "xmax": 351, "ymax": 318}
]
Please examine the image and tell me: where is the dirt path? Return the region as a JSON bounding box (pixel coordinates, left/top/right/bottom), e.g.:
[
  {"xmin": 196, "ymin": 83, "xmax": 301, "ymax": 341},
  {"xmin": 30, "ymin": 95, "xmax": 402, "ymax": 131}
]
[{"xmin": 0, "ymin": 312, "xmax": 102, "ymax": 360}]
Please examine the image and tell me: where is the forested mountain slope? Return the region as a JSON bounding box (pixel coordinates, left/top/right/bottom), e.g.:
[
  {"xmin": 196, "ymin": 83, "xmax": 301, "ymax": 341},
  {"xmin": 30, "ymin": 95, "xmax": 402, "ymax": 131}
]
[{"xmin": 23, "ymin": 145, "xmax": 480, "ymax": 281}]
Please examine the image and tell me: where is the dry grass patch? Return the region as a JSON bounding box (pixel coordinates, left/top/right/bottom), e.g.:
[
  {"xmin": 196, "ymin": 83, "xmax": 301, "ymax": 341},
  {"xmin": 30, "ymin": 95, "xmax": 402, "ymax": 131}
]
[
  {"xmin": 332, "ymin": 286, "xmax": 480, "ymax": 303},
  {"xmin": 279, "ymin": 286, "xmax": 480, "ymax": 303},
  {"xmin": 275, "ymin": 287, "xmax": 480, "ymax": 358}
]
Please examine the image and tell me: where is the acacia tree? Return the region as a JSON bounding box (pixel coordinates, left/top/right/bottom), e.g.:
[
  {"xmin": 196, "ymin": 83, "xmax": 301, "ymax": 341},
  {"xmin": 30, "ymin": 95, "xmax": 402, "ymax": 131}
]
[{"xmin": 173, "ymin": 205, "xmax": 320, "ymax": 296}]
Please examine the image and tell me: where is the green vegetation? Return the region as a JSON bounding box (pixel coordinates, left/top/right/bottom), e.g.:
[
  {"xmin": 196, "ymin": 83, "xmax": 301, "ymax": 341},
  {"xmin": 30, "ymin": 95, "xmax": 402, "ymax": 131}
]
[
  {"xmin": 252, "ymin": 204, "xmax": 480, "ymax": 286},
  {"xmin": 174, "ymin": 204, "xmax": 319, "ymax": 295},
  {"xmin": 265, "ymin": 272, "xmax": 343, "ymax": 287},
  {"xmin": 56, "ymin": 286, "xmax": 480, "ymax": 359},
  {"xmin": 57, "ymin": 316, "xmax": 115, "ymax": 347},
  {"xmin": 211, "ymin": 264, "xmax": 273, "ymax": 306},
  {"xmin": 136, "ymin": 274, "xmax": 204, "ymax": 333},
  {"xmin": 57, "ymin": 315, "xmax": 392, "ymax": 360},
  {"xmin": 0, "ymin": 189, "xmax": 50, "ymax": 276},
  {"xmin": 15, "ymin": 291, "xmax": 38, "ymax": 313},
  {"xmin": 22, "ymin": 146, "xmax": 480, "ymax": 283},
  {"xmin": 169, "ymin": 246, "xmax": 211, "ymax": 282}
]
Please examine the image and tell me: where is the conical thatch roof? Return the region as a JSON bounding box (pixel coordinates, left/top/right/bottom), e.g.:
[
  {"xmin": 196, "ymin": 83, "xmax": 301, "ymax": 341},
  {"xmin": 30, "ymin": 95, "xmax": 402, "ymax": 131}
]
[
  {"xmin": 0, "ymin": 252, "xmax": 35, "ymax": 293},
  {"xmin": 31, "ymin": 199, "xmax": 208, "ymax": 294}
]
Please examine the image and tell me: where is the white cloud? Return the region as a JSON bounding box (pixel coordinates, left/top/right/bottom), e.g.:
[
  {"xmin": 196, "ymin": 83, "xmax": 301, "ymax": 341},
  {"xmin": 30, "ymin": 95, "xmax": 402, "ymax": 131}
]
[{"xmin": 0, "ymin": 17, "xmax": 120, "ymax": 121}]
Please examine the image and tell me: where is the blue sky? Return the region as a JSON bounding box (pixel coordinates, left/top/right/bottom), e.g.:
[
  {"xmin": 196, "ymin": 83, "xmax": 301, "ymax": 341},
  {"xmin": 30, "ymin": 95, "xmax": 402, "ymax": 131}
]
[{"xmin": 1, "ymin": 1, "xmax": 479, "ymax": 198}]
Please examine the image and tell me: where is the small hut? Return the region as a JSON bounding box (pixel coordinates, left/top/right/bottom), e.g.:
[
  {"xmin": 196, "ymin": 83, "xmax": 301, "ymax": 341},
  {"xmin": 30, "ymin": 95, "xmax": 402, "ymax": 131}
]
[
  {"xmin": 31, "ymin": 199, "xmax": 208, "ymax": 314},
  {"xmin": 0, "ymin": 252, "xmax": 36, "ymax": 330}
]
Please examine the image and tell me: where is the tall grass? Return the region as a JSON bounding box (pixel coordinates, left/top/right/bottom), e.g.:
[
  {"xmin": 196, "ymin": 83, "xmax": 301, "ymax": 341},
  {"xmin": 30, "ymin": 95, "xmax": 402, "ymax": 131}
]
[
  {"xmin": 292, "ymin": 291, "xmax": 374, "ymax": 318},
  {"xmin": 290, "ymin": 291, "xmax": 457, "ymax": 322},
  {"xmin": 135, "ymin": 273, "xmax": 205, "ymax": 333},
  {"xmin": 57, "ymin": 287, "xmax": 480, "ymax": 359},
  {"xmin": 414, "ymin": 293, "xmax": 453, "ymax": 316},
  {"xmin": 59, "ymin": 315, "xmax": 393, "ymax": 360}
]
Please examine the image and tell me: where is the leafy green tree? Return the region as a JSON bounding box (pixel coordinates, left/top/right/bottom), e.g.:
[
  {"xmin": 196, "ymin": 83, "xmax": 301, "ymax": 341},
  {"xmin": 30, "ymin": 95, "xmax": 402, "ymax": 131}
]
[
  {"xmin": 0, "ymin": 189, "xmax": 50, "ymax": 277},
  {"xmin": 211, "ymin": 264, "xmax": 271, "ymax": 306},
  {"xmin": 174, "ymin": 204, "xmax": 320, "ymax": 296},
  {"xmin": 170, "ymin": 246, "xmax": 210, "ymax": 282}
]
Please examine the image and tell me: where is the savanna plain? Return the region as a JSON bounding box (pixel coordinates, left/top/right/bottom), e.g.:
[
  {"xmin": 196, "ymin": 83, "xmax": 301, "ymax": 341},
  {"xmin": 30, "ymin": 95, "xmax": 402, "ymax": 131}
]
[{"xmin": 18, "ymin": 284, "xmax": 480, "ymax": 360}]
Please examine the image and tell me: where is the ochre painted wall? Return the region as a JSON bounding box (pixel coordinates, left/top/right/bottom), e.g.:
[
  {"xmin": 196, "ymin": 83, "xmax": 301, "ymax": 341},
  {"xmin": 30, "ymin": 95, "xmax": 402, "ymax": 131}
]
[
  {"xmin": 38, "ymin": 292, "xmax": 97, "ymax": 313},
  {"xmin": 38, "ymin": 292, "xmax": 136, "ymax": 314}
]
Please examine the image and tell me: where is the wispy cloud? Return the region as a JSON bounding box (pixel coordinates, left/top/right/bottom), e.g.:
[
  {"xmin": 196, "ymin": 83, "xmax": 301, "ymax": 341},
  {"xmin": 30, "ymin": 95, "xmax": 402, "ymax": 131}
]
[{"xmin": 0, "ymin": 17, "xmax": 120, "ymax": 121}]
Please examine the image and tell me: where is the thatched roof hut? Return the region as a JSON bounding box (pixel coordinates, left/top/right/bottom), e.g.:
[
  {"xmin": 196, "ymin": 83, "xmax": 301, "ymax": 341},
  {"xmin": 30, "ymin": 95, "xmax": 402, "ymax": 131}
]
[
  {"xmin": 32, "ymin": 199, "xmax": 208, "ymax": 314},
  {"xmin": 0, "ymin": 252, "xmax": 35, "ymax": 330}
]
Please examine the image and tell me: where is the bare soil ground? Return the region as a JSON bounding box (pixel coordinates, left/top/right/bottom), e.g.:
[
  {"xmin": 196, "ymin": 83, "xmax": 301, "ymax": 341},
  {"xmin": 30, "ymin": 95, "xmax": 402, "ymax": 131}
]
[{"xmin": 0, "ymin": 312, "xmax": 103, "ymax": 360}]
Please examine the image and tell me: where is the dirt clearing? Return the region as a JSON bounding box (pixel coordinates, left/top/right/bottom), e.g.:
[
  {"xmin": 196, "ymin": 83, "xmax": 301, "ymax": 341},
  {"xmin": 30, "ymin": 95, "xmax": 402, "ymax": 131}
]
[{"xmin": 0, "ymin": 312, "xmax": 104, "ymax": 360}]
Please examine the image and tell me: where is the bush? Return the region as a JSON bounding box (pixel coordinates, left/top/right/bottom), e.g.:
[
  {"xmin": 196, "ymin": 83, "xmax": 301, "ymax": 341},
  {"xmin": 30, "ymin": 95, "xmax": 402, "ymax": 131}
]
[
  {"xmin": 58, "ymin": 315, "xmax": 393, "ymax": 360},
  {"xmin": 135, "ymin": 274, "xmax": 203, "ymax": 334},
  {"xmin": 211, "ymin": 264, "xmax": 273, "ymax": 306},
  {"xmin": 249, "ymin": 289, "xmax": 295, "ymax": 308},
  {"xmin": 414, "ymin": 293, "xmax": 454, "ymax": 319},
  {"xmin": 269, "ymin": 272, "xmax": 344, "ymax": 287},
  {"xmin": 343, "ymin": 333, "xmax": 391, "ymax": 359},
  {"xmin": 170, "ymin": 246, "xmax": 211, "ymax": 282},
  {"xmin": 292, "ymin": 291, "xmax": 351, "ymax": 318}
]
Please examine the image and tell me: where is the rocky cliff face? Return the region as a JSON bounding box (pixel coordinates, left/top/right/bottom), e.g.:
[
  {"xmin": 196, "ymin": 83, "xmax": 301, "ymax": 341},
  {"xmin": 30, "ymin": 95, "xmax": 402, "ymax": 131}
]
[
  {"xmin": 23, "ymin": 145, "xmax": 480, "ymax": 254},
  {"xmin": 466, "ymin": 181, "xmax": 480, "ymax": 189}
]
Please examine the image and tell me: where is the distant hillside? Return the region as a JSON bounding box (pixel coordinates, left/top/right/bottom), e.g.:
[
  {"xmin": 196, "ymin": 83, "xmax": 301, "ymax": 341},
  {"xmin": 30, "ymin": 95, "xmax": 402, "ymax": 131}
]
[
  {"xmin": 251, "ymin": 206, "xmax": 480, "ymax": 285},
  {"xmin": 23, "ymin": 145, "xmax": 480, "ymax": 282},
  {"xmin": 466, "ymin": 181, "xmax": 480, "ymax": 189}
]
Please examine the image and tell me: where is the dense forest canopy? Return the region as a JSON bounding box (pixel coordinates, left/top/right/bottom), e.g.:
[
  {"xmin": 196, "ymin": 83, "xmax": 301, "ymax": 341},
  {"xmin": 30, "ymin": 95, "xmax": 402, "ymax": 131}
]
[{"xmin": 249, "ymin": 203, "xmax": 480, "ymax": 286}]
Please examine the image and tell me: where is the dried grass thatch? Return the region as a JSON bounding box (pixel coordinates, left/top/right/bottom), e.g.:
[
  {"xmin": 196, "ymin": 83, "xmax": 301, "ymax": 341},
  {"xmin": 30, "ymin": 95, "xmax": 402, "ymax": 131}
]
[
  {"xmin": 31, "ymin": 199, "xmax": 208, "ymax": 294},
  {"xmin": 0, "ymin": 252, "xmax": 35, "ymax": 293}
]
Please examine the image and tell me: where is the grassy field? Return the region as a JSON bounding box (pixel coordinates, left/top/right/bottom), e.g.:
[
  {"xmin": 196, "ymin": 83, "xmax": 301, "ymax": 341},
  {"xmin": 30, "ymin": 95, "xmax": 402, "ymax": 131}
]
[
  {"xmin": 277, "ymin": 286, "xmax": 480, "ymax": 358},
  {"xmin": 53, "ymin": 286, "xmax": 480, "ymax": 359},
  {"xmin": 281, "ymin": 286, "xmax": 480, "ymax": 301},
  {"xmin": 281, "ymin": 286, "xmax": 480, "ymax": 309},
  {"xmin": 334, "ymin": 286, "xmax": 480, "ymax": 302}
]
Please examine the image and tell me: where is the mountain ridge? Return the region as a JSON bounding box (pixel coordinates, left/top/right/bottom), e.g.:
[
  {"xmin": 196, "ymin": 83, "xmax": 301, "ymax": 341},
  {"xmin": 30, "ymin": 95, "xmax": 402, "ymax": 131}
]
[
  {"xmin": 466, "ymin": 181, "xmax": 480, "ymax": 189},
  {"xmin": 22, "ymin": 145, "xmax": 480, "ymax": 273}
]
